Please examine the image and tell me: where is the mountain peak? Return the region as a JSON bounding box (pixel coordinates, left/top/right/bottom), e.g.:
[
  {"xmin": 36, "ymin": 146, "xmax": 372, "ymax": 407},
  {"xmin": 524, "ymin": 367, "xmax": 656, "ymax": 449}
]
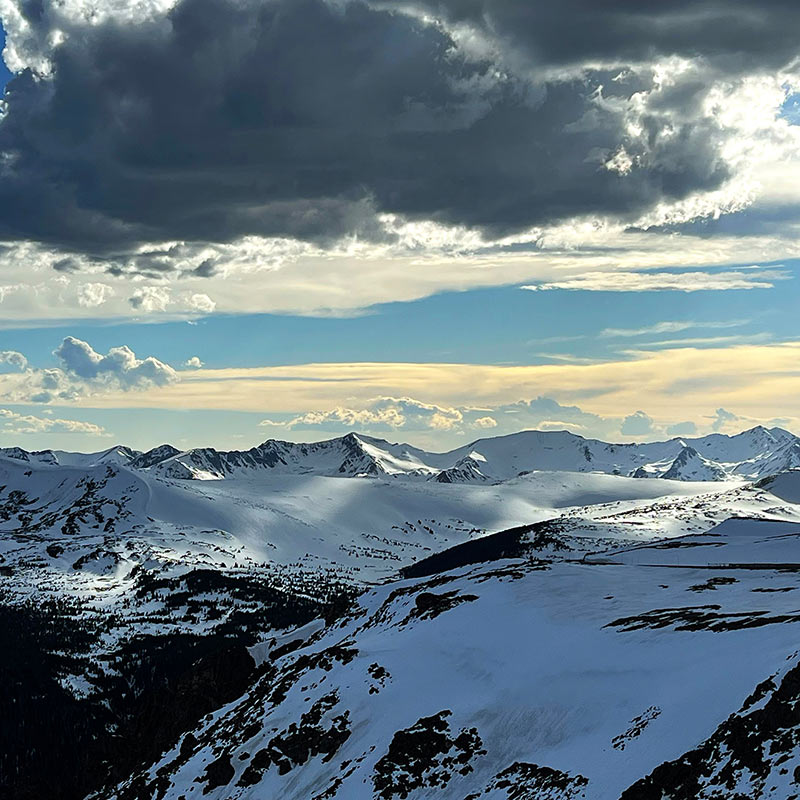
[
  {"xmin": 29, "ymin": 424, "xmax": 800, "ymax": 484},
  {"xmin": 661, "ymin": 445, "xmax": 727, "ymax": 481}
]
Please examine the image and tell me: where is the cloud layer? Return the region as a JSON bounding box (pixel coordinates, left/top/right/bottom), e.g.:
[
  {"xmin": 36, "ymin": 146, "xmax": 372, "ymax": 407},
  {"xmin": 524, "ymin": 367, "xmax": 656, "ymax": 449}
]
[
  {"xmin": 0, "ymin": 0, "xmax": 797, "ymax": 282},
  {"xmin": 259, "ymin": 393, "xmax": 780, "ymax": 444},
  {"xmin": 65, "ymin": 342, "xmax": 800, "ymax": 444}
]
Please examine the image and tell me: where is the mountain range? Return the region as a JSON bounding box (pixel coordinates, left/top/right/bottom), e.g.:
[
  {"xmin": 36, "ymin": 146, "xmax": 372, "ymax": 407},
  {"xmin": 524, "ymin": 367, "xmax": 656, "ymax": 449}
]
[
  {"xmin": 5, "ymin": 424, "xmax": 800, "ymax": 799},
  {"xmin": 7, "ymin": 424, "xmax": 800, "ymax": 483}
]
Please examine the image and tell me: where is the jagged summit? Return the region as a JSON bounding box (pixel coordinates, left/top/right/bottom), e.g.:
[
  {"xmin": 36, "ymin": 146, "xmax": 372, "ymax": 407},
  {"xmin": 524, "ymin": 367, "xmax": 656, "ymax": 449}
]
[
  {"xmin": 660, "ymin": 445, "xmax": 729, "ymax": 481},
  {"xmin": 139, "ymin": 432, "xmax": 443, "ymax": 480},
  {"xmin": 6, "ymin": 424, "xmax": 799, "ymax": 484},
  {"xmin": 0, "ymin": 446, "xmax": 59, "ymax": 466}
]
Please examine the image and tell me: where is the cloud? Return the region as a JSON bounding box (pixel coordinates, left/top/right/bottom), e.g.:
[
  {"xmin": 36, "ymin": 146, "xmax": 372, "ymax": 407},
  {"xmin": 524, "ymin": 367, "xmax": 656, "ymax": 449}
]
[
  {"xmin": 186, "ymin": 293, "xmax": 216, "ymax": 313},
  {"xmin": 600, "ymin": 320, "xmax": 747, "ymax": 338},
  {"xmin": 666, "ymin": 421, "xmax": 699, "ymax": 436},
  {"xmin": 371, "ymin": 1, "xmax": 800, "ymax": 76},
  {"xmin": 7, "ymin": 342, "xmax": 800, "ymax": 445},
  {"xmin": 257, "ymin": 391, "xmax": 791, "ymax": 446},
  {"xmin": 0, "ymin": 235, "xmax": 798, "ymax": 324},
  {"xmin": 500, "ymin": 396, "xmax": 612, "ymax": 434},
  {"xmin": 261, "ymin": 395, "xmax": 621, "ymax": 437},
  {"xmin": 184, "ymin": 356, "xmax": 204, "ymax": 369},
  {"xmin": 0, "ymin": 0, "xmax": 794, "ymax": 279},
  {"xmin": 0, "ymin": 350, "xmax": 28, "ymax": 370},
  {"xmin": 77, "ymin": 283, "xmax": 115, "ymax": 308},
  {"xmin": 63, "ymin": 344, "xmax": 800, "ymax": 429},
  {"xmin": 522, "ymin": 268, "xmax": 791, "ymax": 293},
  {"xmin": 621, "ymin": 410, "xmax": 655, "ymax": 436},
  {"xmin": 265, "ymin": 396, "xmax": 466, "ymax": 432},
  {"xmin": 629, "ymin": 333, "xmax": 773, "ymax": 349},
  {"xmin": 129, "ymin": 287, "xmax": 171, "ymax": 313},
  {"xmin": 262, "ymin": 394, "xmax": 627, "ymax": 440},
  {"xmin": 54, "ymin": 337, "xmax": 177, "ymax": 388},
  {"xmin": 711, "ymin": 407, "xmax": 740, "ymax": 432},
  {"xmin": 0, "ymin": 408, "xmax": 109, "ymax": 436},
  {"xmin": 0, "ymin": 337, "xmax": 178, "ymax": 403}
]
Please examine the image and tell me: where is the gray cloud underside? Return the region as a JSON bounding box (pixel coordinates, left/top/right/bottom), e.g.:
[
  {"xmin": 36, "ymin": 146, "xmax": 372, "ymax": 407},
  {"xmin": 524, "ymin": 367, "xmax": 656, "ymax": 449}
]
[
  {"xmin": 2, "ymin": 0, "xmax": 785, "ymax": 265},
  {"xmin": 378, "ymin": 0, "xmax": 800, "ymax": 73}
]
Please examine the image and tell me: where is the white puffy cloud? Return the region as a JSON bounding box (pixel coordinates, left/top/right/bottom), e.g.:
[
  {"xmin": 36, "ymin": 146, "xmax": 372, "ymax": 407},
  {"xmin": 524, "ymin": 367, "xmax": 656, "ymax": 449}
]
[
  {"xmin": 183, "ymin": 356, "xmax": 204, "ymax": 369},
  {"xmin": 270, "ymin": 397, "xmax": 465, "ymax": 432},
  {"xmin": 0, "ymin": 350, "xmax": 27, "ymax": 371},
  {"xmin": 186, "ymin": 293, "xmax": 216, "ymax": 313},
  {"xmin": 500, "ymin": 397, "xmax": 610, "ymax": 432},
  {"xmin": 0, "ymin": 409, "xmax": 109, "ymax": 436},
  {"xmin": 256, "ymin": 393, "xmax": 788, "ymax": 445},
  {"xmin": 0, "ymin": 337, "xmax": 178, "ymax": 404},
  {"xmin": 54, "ymin": 337, "xmax": 177, "ymax": 388},
  {"xmin": 129, "ymin": 287, "xmax": 171, "ymax": 313},
  {"xmin": 77, "ymin": 283, "xmax": 114, "ymax": 308},
  {"xmin": 621, "ymin": 410, "xmax": 656, "ymax": 436}
]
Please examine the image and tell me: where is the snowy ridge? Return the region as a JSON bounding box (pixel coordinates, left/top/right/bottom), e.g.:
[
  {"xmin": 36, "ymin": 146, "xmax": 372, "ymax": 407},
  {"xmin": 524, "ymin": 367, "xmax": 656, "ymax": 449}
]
[
  {"xmin": 98, "ymin": 475, "xmax": 800, "ymax": 799},
  {"xmin": 142, "ymin": 434, "xmax": 444, "ymax": 481},
  {"xmin": 638, "ymin": 444, "xmax": 729, "ymax": 481},
  {"xmin": 0, "ymin": 446, "xmax": 59, "ymax": 466},
  {"xmin": 38, "ymin": 424, "xmax": 800, "ymax": 484}
]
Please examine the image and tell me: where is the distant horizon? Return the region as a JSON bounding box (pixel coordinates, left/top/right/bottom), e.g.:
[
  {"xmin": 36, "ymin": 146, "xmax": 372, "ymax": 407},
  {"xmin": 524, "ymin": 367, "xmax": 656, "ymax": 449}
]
[{"xmin": 6, "ymin": 420, "xmax": 796, "ymax": 459}]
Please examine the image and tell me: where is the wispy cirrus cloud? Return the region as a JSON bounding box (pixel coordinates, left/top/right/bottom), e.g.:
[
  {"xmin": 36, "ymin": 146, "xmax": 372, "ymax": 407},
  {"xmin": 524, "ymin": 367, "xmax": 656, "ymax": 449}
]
[
  {"xmin": 630, "ymin": 333, "xmax": 773, "ymax": 349},
  {"xmin": 599, "ymin": 320, "xmax": 749, "ymax": 338},
  {"xmin": 522, "ymin": 268, "xmax": 791, "ymax": 293}
]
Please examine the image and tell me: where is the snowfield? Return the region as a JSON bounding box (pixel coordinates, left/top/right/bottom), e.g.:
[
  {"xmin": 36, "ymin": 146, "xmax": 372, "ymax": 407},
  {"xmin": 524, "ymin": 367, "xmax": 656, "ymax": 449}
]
[
  {"xmin": 4, "ymin": 426, "xmax": 800, "ymax": 799},
  {"xmin": 102, "ymin": 486, "xmax": 800, "ymax": 799}
]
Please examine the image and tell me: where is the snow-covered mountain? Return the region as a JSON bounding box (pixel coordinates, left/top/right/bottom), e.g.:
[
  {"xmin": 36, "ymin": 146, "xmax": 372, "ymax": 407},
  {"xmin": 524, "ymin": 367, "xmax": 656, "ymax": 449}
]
[
  {"xmin": 97, "ymin": 474, "xmax": 800, "ymax": 800},
  {"xmin": 634, "ymin": 444, "xmax": 729, "ymax": 481},
  {"xmin": 5, "ymin": 427, "xmax": 800, "ymax": 799},
  {"xmin": 44, "ymin": 424, "xmax": 800, "ymax": 483}
]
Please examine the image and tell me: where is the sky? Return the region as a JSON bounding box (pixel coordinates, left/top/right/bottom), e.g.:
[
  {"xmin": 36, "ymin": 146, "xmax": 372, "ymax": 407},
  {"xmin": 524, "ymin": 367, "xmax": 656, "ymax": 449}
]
[{"xmin": 1, "ymin": 0, "xmax": 800, "ymax": 452}]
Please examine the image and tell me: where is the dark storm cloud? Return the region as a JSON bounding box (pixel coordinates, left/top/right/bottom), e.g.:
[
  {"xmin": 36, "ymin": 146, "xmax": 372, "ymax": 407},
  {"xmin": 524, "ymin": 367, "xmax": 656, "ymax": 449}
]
[
  {"xmin": 376, "ymin": 0, "xmax": 800, "ymax": 73},
  {"xmin": 0, "ymin": 0, "xmax": 788, "ymax": 263}
]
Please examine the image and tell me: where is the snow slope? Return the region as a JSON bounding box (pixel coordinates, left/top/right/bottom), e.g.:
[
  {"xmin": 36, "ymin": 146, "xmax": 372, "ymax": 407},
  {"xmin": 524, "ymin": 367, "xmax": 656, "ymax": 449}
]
[
  {"xmin": 4, "ymin": 440, "xmax": 800, "ymax": 799},
  {"xmin": 0, "ymin": 449, "xmax": 730, "ymax": 597},
  {"xmin": 100, "ymin": 502, "xmax": 800, "ymax": 800}
]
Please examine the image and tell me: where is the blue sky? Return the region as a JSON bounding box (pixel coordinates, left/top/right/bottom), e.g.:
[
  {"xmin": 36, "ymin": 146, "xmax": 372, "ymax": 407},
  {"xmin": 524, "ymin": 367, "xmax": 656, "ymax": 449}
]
[
  {"xmin": 0, "ymin": 260, "xmax": 791, "ymax": 370},
  {"xmin": 0, "ymin": 261, "xmax": 795, "ymax": 452},
  {"xmin": 0, "ymin": 27, "xmax": 10, "ymax": 90}
]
